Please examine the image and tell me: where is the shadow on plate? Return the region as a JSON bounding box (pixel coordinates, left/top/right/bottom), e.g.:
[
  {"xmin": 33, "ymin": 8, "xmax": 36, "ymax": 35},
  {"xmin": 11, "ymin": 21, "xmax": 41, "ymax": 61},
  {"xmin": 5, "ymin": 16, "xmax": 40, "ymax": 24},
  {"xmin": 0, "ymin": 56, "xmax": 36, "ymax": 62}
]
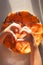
[
  {"xmin": 0, "ymin": 0, "xmax": 11, "ymax": 27},
  {"xmin": 31, "ymin": 0, "xmax": 43, "ymax": 23}
]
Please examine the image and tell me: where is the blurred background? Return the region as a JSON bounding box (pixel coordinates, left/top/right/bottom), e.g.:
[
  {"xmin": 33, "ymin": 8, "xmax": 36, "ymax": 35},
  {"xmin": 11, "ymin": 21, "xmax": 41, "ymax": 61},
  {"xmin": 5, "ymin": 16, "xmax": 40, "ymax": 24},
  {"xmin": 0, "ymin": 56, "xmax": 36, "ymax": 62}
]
[{"xmin": 0, "ymin": 0, "xmax": 43, "ymax": 65}]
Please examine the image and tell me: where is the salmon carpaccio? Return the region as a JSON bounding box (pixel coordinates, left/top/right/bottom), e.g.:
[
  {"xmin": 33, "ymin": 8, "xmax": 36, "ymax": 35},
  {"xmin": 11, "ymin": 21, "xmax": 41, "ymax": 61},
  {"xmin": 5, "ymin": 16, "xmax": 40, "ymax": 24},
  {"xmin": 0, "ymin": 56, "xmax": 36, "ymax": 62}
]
[{"xmin": 1, "ymin": 11, "xmax": 43, "ymax": 54}]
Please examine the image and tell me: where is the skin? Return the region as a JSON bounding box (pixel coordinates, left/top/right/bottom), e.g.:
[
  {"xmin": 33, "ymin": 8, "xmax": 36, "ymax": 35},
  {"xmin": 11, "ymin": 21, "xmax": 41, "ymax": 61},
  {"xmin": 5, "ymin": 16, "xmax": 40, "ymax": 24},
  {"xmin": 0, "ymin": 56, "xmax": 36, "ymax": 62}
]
[
  {"xmin": 0, "ymin": 23, "xmax": 42, "ymax": 65},
  {"xmin": 0, "ymin": 32, "xmax": 9, "ymax": 44}
]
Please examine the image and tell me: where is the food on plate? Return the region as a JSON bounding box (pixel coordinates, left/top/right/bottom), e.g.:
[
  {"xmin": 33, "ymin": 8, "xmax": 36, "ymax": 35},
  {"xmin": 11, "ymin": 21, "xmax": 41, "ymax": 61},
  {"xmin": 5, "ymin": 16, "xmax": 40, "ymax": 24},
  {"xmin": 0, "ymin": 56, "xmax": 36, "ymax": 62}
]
[{"xmin": 1, "ymin": 11, "xmax": 43, "ymax": 54}]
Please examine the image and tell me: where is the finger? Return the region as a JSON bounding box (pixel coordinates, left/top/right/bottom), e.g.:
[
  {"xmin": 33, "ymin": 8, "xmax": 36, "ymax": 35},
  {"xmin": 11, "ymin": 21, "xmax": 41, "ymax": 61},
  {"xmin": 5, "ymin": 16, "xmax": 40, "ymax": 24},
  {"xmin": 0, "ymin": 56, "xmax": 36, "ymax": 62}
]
[{"xmin": 0, "ymin": 32, "xmax": 10, "ymax": 45}]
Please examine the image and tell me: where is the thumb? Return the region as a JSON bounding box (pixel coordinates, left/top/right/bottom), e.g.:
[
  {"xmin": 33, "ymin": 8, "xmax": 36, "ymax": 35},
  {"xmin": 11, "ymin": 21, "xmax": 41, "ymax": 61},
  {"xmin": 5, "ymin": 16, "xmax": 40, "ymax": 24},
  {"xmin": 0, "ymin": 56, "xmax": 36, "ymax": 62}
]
[{"xmin": 0, "ymin": 32, "xmax": 10, "ymax": 45}]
